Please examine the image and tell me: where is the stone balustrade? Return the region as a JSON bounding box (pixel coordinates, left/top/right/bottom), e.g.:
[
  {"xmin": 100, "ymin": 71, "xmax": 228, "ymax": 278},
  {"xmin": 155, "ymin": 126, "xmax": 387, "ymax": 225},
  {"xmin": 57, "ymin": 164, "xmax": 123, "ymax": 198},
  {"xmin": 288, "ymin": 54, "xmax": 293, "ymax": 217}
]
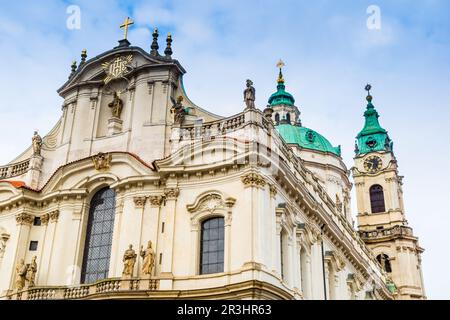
[
  {"xmin": 2, "ymin": 277, "xmax": 160, "ymax": 300},
  {"xmin": 0, "ymin": 159, "xmax": 30, "ymax": 179}
]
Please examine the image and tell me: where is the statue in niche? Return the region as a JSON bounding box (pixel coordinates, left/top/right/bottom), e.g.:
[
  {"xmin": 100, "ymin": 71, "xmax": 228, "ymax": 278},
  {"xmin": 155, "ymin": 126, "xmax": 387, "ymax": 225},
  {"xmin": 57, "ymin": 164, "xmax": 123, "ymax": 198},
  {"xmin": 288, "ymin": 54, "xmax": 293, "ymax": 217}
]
[
  {"xmin": 26, "ymin": 256, "xmax": 37, "ymax": 287},
  {"xmin": 108, "ymin": 91, "xmax": 124, "ymax": 119},
  {"xmin": 32, "ymin": 131, "xmax": 43, "ymax": 156},
  {"xmin": 243, "ymin": 79, "xmax": 256, "ymax": 109},
  {"xmin": 140, "ymin": 241, "xmax": 155, "ymax": 276},
  {"xmin": 170, "ymin": 96, "xmax": 187, "ymax": 125},
  {"xmin": 122, "ymin": 244, "xmax": 137, "ymax": 277},
  {"xmin": 15, "ymin": 259, "xmax": 27, "ymax": 290}
]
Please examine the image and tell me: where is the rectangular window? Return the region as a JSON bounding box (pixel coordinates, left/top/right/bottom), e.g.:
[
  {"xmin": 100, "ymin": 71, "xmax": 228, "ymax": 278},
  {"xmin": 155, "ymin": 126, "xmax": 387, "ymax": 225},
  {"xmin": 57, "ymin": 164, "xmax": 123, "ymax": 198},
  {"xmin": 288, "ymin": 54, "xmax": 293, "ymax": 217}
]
[
  {"xmin": 200, "ymin": 217, "xmax": 224, "ymax": 275},
  {"xmin": 33, "ymin": 217, "xmax": 41, "ymax": 226},
  {"xmin": 29, "ymin": 241, "xmax": 38, "ymax": 251}
]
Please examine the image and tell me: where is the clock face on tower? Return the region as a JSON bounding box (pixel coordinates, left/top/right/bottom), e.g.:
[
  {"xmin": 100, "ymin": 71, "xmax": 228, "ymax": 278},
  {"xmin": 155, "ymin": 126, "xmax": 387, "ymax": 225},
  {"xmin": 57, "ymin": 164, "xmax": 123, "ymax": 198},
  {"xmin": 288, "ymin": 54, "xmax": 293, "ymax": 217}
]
[{"xmin": 363, "ymin": 155, "xmax": 383, "ymax": 173}]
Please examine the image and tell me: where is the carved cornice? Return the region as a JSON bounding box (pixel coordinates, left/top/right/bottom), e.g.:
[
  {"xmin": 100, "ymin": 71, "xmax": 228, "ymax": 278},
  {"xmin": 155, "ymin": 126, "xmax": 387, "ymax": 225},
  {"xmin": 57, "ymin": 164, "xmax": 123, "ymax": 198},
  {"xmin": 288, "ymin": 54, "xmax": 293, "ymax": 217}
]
[
  {"xmin": 241, "ymin": 172, "xmax": 266, "ymax": 188},
  {"xmin": 164, "ymin": 188, "xmax": 179, "ymax": 200},
  {"xmin": 15, "ymin": 213, "xmax": 34, "ymax": 226},
  {"xmin": 133, "ymin": 196, "xmax": 147, "ymax": 208},
  {"xmin": 49, "ymin": 210, "xmax": 60, "ymax": 223}
]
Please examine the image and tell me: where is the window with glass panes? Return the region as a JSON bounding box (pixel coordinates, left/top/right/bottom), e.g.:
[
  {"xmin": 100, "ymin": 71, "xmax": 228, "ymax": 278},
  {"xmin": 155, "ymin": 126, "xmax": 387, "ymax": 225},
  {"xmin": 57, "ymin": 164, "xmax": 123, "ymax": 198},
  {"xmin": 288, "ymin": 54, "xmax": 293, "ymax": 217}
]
[
  {"xmin": 200, "ymin": 217, "xmax": 224, "ymax": 274},
  {"xmin": 81, "ymin": 188, "xmax": 116, "ymax": 284},
  {"xmin": 370, "ymin": 184, "xmax": 386, "ymax": 213}
]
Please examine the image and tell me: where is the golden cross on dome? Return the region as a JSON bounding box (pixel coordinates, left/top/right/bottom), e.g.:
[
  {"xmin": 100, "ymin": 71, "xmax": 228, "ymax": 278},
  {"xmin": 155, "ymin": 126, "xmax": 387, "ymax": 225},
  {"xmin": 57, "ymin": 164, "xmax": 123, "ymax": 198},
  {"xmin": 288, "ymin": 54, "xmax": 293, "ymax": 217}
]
[
  {"xmin": 120, "ymin": 17, "xmax": 134, "ymax": 40},
  {"xmin": 276, "ymin": 59, "xmax": 285, "ymax": 83},
  {"xmin": 276, "ymin": 59, "xmax": 285, "ymax": 70}
]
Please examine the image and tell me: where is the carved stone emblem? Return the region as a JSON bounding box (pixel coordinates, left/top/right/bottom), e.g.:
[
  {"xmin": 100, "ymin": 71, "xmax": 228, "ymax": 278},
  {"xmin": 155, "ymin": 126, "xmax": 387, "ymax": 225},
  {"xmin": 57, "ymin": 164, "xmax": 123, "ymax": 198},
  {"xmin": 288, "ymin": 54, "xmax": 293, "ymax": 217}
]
[
  {"xmin": 102, "ymin": 55, "xmax": 133, "ymax": 85},
  {"xmin": 92, "ymin": 152, "xmax": 112, "ymax": 171}
]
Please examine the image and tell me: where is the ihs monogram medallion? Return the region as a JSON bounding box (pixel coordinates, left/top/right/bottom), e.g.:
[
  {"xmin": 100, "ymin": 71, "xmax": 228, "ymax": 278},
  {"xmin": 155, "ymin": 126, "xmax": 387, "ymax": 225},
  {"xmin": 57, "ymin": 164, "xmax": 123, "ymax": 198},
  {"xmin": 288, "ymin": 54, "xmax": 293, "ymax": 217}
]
[{"xmin": 102, "ymin": 54, "xmax": 133, "ymax": 85}]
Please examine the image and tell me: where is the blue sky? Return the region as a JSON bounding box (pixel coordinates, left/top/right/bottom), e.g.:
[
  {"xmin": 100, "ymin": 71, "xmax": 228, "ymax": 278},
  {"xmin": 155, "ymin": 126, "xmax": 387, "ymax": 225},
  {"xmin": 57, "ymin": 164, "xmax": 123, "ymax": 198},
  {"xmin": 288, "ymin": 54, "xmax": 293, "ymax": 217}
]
[{"xmin": 0, "ymin": 0, "xmax": 449, "ymax": 299}]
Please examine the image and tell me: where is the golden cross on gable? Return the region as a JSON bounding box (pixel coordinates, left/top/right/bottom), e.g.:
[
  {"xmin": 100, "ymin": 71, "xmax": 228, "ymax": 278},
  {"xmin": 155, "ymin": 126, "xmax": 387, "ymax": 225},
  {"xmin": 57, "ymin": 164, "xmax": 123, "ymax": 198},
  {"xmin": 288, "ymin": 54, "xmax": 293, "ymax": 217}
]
[{"xmin": 120, "ymin": 17, "xmax": 134, "ymax": 40}]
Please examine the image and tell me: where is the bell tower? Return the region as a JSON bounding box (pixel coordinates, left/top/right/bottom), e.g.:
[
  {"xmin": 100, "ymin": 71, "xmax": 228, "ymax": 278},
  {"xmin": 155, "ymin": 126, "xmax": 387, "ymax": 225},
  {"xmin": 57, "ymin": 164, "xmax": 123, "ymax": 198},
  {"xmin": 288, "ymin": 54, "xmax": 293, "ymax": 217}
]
[{"xmin": 352, "ymin": 85, "xmax": 426, "ymax": 300}]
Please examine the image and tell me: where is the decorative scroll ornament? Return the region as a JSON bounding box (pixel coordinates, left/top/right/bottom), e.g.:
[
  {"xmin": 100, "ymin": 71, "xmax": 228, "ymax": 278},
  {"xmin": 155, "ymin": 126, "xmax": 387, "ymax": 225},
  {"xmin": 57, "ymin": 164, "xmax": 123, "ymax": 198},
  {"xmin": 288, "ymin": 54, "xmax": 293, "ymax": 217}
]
[
  {"xmin": 15, "ymin": 213, "xmax": 34, "ymax": 226},
  {"xmin": 133, "ymin": 196, "xmax": 147, "ymax": 208},
  {"xmin": 102, "ymin": 54, "xmax": 133, "ymax": 85},
  {"xmin": 92, "ymin": 152, "xmax": 112, "ymax": 171},
  {"xmin": 241, "ymin": 172, "xmax": 266, "ymax": 188},
  {"xmin": 148, "ymin": 195, "xmax": 164, "ymax": 207}
]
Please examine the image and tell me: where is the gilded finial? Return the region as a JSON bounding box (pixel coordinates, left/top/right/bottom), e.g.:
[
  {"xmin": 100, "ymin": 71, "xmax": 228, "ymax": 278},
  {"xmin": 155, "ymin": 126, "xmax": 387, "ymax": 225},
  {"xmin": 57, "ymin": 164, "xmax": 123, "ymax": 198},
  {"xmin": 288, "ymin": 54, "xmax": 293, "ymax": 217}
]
[
  {"xmin": 365, "ymin": 84, "xmax": 373, "ymax": 102},
  {"xmin": 70, "ymin": 60, "xmax": 77, "ymax": 77},
  {"xmin": 276, "ymin": 59, "xmax": 285, "ymax": 84},
  {"xmin": 151, "ymin": 27, "xmax": 159, "ymax": 56},
  {"xmin": 164, "ymin": 32, "xmax": 173, "ymax": 58},
  {"xmin": 80, "ymin": 49, "xmax": 87, "ymax": 64}
]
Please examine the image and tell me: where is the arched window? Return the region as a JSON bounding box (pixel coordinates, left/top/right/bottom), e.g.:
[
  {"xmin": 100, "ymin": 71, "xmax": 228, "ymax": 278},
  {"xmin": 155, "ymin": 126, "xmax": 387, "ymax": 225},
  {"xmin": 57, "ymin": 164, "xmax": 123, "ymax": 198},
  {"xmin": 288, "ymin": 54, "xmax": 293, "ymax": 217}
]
[
  {"xmin": 370, "ymin": 185, "xmax": 385, "ymax": 213},
  {"xmin": 274, "ymin": 113, "xmax": 280, "ymax": 123},
  {"xmin": 286, "ymin": 113, "xmax": 291, "ymax": 124},
  {"xmin": 81, "ymin": 188, "xmax": 116, "ymax": 284},
  {"xmin": 376, "ymin": 254, "xmax": 392, "ymax": 273},
  {"xmin": 200, "ymin": 217, "xmax": 224, "ymax": 275}
]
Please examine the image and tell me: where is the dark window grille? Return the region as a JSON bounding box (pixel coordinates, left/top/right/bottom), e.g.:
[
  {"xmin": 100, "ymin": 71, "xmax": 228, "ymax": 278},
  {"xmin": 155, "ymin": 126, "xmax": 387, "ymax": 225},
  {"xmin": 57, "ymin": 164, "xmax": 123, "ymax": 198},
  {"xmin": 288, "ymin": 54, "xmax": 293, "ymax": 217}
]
[
  {"xmin": 200, "ymin": 217, "xmax": 224, "ymax": 275},
  {"xmin": 370, "ymin": 184, "xmax": 386, "ymax": 213},
  {"xmin": 81, "ymin": 188, "xmax": 116, "ymax": 284},
  {"xmin": 33, "ymin": 217, "xmax": 41, "ymax": 226},
  {"xmin": 29, "ymin": 241, "xmax": 38, "ymax": 251}
]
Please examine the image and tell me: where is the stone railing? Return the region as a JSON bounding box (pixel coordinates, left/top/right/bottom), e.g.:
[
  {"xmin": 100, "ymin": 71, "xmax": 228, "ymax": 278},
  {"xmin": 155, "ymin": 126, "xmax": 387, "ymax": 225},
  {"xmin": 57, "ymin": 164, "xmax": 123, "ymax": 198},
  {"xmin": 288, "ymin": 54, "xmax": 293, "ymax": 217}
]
[
  {"xmin": 0, "ymin": 159, "xmax": 30, "ymax": 179},
  {"xmin": 359, "ymin": 225, "xmax": 413, "ymax": 241},
  {"xmin": 180, "ymin": 112, "xmax": 246, "ymax": 141},
  {"xmin": 3, "ymin": 277, "xmax": 160, "ymax": 300}
]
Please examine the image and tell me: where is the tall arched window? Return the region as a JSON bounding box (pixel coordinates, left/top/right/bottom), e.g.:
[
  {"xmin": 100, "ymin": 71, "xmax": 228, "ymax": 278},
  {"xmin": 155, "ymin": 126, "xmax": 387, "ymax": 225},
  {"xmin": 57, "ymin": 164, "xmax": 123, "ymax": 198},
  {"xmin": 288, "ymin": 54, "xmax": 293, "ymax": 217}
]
[
  {"xmin": 81, "ymin": 187, "xmax": 116, "ymax": 284},
  {"xmin": 370, "ymin": 185, "xmax": 385, "ymax": 213},
  {"xmin": 376, "ymin": 254, "xmax": 392, "ymax": 273},
  {"xmin": 286, "ymin": 113, "xmax": 291, "ymax": 124},
  {"xmin": 274, "ymin": 113, "xmax": 280, "ymax": 123},
  {"xmin": 200, "ymin": 217, "xmax": 224, "ymax": 275}
]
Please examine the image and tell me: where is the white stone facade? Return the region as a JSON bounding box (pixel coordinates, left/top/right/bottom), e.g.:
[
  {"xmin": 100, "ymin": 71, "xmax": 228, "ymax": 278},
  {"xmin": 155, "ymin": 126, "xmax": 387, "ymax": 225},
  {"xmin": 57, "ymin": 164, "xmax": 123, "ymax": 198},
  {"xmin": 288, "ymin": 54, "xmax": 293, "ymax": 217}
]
[{"xmin": 0, "ymin": 39, "xmax": 416, "ymax": 300}]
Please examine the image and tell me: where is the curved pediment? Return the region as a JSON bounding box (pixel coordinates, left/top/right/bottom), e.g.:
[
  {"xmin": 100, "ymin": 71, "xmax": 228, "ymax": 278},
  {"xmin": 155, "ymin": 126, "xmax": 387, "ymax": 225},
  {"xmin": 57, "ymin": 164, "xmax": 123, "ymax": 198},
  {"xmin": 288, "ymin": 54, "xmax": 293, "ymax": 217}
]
[
  {"xmin": 41, "ymin": 152, "xmax": 155, "ymax": 194},
  {"xmin": 58, "ymin": 45, "xmax": 186, "ymax": 96}
]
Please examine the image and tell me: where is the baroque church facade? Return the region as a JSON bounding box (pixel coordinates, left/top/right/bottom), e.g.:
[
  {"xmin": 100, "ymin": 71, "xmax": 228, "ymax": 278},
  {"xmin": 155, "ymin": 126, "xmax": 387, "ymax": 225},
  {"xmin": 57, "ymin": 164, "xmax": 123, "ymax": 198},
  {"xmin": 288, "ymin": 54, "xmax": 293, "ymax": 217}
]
[{"xmin": 0, "ymin": 20, "xmax": 425, "ymax": 300}]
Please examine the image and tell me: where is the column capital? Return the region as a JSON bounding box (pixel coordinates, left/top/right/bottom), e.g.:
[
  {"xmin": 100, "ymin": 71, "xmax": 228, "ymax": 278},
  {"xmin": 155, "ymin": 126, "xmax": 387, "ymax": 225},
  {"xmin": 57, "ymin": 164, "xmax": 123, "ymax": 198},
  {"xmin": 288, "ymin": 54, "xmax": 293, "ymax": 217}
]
[{"xmin": 15, "ymin": 213, "xmax": 34, "ymax": 226}]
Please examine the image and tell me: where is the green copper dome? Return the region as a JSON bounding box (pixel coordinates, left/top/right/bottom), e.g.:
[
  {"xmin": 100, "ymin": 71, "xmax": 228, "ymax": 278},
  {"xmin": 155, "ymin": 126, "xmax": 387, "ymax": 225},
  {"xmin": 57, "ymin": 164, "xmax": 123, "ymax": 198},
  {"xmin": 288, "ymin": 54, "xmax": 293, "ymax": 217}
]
[
  {"xmin": 276, "ymin": 123, "xmax": 341, "ymax": 156},
  {"xmin": 268, "ymin": 70, "xmax": 295, "ymax": 107},
  {"xmin": 355, "ymin": 94, "xmax": 393, "ymax": 155}
]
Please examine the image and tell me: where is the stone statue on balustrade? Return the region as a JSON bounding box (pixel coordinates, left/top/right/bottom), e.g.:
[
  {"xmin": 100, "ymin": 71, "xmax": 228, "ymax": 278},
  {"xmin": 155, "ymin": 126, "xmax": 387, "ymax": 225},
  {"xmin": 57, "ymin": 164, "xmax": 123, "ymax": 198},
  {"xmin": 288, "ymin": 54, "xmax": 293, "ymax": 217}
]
[
  {"xmin": 170, "ymin": 96, "xmax": 187, "ymax": 125},
  {"xmin": 243, "ymin": 79, "xmax": 256, "ymax": 109},
  {"xmin": 140, "ymin": 241, "xmax": 155, "ymax": 277},
  {"xmin": 32, "ymin": 131, "xmax": 43, "ymax": 156},
  {"xmin": 122, "ymin": 244, "xmax": 137, "ymax": 277},
  {"xmin": 15, "ymin": 259, "xmax": 28, "ymax": 291},
  {"xmin": 26, "ymin": 256, "xmax": 38, "ymax": 287}
]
